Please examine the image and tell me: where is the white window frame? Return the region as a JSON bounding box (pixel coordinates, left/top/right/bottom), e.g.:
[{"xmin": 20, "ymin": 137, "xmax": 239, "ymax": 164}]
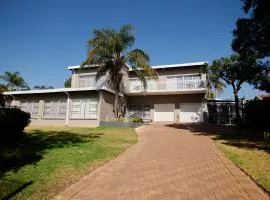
[
  {"xmin": 20, "ymin": 100, "xmax": 39, "ymax": 119},
  {"xmin": 78, "ymin": 73, "xmax": 97, "ymax": 88},
  {"xmin": 42, "ymin": 99, "xmax": 67, "ymax": 119},
  {"xmin": 70, "ymin": 98, "xmax": 98, "ymax": 119},
  {"xmin": 128, "ymin": 105, "xmax": 151, "ymax": 121}
]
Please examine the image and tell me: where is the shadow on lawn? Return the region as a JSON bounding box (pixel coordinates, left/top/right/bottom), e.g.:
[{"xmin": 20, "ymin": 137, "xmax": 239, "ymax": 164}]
[
  {"xmin": 1, "ymin": 179, "xmax": 33, "ymax": 200},
  {"xmin": 0, "ymin": 129, "xmax": 103, "ymax": 199},
  {"xmin": 166, "ymin": 123, "xmax": 270, "ymax": 153},
  {"xmin": 0, "ymin": 129, "xmax": 103, "ymax": 179}
]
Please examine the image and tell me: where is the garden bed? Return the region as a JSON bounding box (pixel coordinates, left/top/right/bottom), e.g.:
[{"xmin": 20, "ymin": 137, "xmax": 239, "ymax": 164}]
[{"xmin": 100, "ymin": 121, "xmax": 144, "ymax": 128}]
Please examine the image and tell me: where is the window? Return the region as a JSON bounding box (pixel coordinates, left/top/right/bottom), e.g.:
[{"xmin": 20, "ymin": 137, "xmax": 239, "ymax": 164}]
[
  {"xmin": 78, "ymin": 75, "xmax": 96, "ymax": 87},
  {"xmin": 20, "ymin": 100, "xmax": 39, "ymax": 118},
  {"xmin": 43, "ymin": 100, "xmax": 67, "ymax": 118},
  {"xmin": 128, "ymin": 105, "xmax": 151, "ymax": 120},
  {"xmin": 130, "ymin": 79, "xmax": 142, "ymax": 91},
  {"xmin": 70, "ymin": 98, "xmax": 98, "ymax": 119},
  {"xmin": 168, "ymin": 74, "xmax": 201, "ymax": 89}
]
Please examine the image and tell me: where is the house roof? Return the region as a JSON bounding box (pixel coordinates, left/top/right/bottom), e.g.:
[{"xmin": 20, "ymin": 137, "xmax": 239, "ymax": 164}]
[
  {"xmin": 3, "ymin": 87, "xmax": 109, "ymax": 95},
  {"xmin": 67, "ymin": 63, "xmax": 130, "ymax": 70},
  {"xmin": 67, "ymin": 64, "xmax": 100, "ymax": 70},
  {"xmin": 68, "ymin": 61, "xmax": 208, "ymax": 71},
  {"xmin": 150, "ymin": 61, "xmax": 207, "ymax": 70},
  {"xmin": 254, "ymin": 94, "xmax": 270, "ymax": 100}
]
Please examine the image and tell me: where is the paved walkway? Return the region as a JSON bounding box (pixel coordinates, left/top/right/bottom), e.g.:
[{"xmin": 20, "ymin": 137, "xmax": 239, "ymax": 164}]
[{"xmin": 56, "ymin": 123, "xmax": 269, "ymax": 200}]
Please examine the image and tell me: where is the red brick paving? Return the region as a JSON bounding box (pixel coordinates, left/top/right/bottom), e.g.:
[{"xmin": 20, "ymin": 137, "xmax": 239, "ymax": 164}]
[{"xmin": 55, "ymin": 123, "xmax": 269, "ymax": 200}]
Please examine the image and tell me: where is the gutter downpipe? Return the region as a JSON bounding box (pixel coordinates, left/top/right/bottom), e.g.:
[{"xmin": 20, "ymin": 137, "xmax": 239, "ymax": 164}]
[{"xmin": 65, "ymin": 91, "xmax": 70, "ymax": 126}]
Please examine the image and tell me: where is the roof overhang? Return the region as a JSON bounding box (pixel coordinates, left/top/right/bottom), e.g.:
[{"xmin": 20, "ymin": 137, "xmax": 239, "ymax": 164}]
[
  {"xmin": 67, "ymin": 61, "xmax": 208, "ymax": 71},
  {"xmin": 126, "ymin": 88, "xmax": 207, "ymax": 96},
  {"xmin": 3, "ymin": 87, "xmax": 113, "ymax": 95},
  {"xmin": 67, "ymin": 63, "xmax": 130, "ymax": 70},
  {"xmin": 128, "ymin": 61, "xmax": 208, "ymax": 71}
]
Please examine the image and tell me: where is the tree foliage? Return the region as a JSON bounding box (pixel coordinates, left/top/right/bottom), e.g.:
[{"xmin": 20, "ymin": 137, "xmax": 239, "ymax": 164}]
[
  {"xmin": 82, "ymin": 24, "xmax": 157, "ymax": 119},
  {"xmin": 232, "ymin": 0, "xmax": 270, "ymax": 58},
  {"xmin": 201, "ymin": 63, "xmax": 226, "ymax": 99},
  {"xmin": 0, "ymin": 71, "xmax": 29, "ymax": 91},
  {"xmin": 0, "ymin": 84, "xmax": 8, "ymax": 92},
  {"xmin": 244, "ymin": 99, "xmax": 270, "ymax": 131},
  {"xmin": 208, "ymin": 54, "xmax": 258, "ymax": 127},
  {"xmin": 232, "ymin": 0, "xmax": 270, "ymax": 92},
  {"xmin": 64, "ymin": 77, "xmax": 71, "ymax": 88},
  {"xmin": 33, "ymin": 85, "xmax": 54, "ymax": 90}
]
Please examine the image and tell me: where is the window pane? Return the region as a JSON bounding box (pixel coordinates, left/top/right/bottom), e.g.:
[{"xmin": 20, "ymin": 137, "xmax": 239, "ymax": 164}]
[
  {"xmin": 192, "ymin": 75, "xmax": 201, "ymax": 80},
  {"xmin": 70, "ymin": 99, "xmax": 81, "ymax": 118},
  {"xmin": 128, "ymin": 105, "xmax": 150, "ymax": 120},
  {"xmin": 20, "ymin": 100, "xmax": 39, "ymax": 118},
  {"xmin": 70, "ymin": 98, "xmax": 98, "ymax": 119},
  {"xmin": 20, "ymin": 101, "xmax": 27, "ymax": 112},
  {"xmin": 43, "ymin": 101, "xmax": 52, "ymax": 118},
  {"xmin": 79, "ymin": 75, "xmax": 96, "ymax": 87},
  {"xmin": 184, "ymin": 75, "xmax": 192, "ymax": 80},
  {"xmin": 43, "ymin": 100, "xmax": 66, "ymax": 118},
  {"xmin": 32, "ymin": 101, "xmax": 39, "ymax": 118}
]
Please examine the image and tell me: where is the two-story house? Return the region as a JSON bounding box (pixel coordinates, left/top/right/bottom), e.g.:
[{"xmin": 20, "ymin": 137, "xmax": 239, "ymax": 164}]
[{"xmin": 3, "ymin": 61, "xmax": 207, "ymax": 127}]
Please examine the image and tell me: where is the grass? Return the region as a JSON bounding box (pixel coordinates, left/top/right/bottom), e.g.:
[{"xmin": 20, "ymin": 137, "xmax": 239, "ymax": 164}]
[
  {"xmin": 214, "ymin": 130, "xmax": 270, "ymax": 194},
  {"xmin": 0, "ymin": 126, "xmax": 137, "ymax": 200}
]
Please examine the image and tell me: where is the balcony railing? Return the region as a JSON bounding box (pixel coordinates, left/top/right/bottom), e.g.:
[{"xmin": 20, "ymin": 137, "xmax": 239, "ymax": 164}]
[{"xmin": 129, "ymin": 79, "xmax": 206, "ymax": 93}]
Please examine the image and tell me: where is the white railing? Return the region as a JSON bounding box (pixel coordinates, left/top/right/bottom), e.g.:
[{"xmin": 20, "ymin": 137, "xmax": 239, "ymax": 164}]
[{"xmin": 129, "ymin": 79, "xmax": 206, "ymax": 92}]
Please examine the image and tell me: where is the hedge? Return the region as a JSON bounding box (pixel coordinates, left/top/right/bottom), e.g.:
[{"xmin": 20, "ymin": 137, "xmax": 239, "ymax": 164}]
[
  {"xmin": 244, "ymin": 99, "xmax": 270, "ymax": 131},
  {"xmin": 0, "ymin": 106, "xmax": 31, "ymax": 142}
]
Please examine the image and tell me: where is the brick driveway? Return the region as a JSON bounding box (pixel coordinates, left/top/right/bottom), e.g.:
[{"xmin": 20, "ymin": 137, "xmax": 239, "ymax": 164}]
[{"xmin": 56, "ymin": 123, "xmax": 269, "ymax": 200}]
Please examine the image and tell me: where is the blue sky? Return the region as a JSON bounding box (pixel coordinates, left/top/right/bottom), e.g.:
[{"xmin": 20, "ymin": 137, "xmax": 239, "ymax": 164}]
[{"xmin": 0, "ymin": 0, "xmax": 263, "ymax": 99}]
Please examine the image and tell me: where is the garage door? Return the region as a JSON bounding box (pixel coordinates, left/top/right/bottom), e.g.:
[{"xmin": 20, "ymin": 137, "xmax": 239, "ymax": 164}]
[
  {"xmin": 180, "ymin": 103, "xmax": 202, "ymax": 123},
  {"xmin": 154, "ymin": 104, "xmax": 175, "ymax": 121}
]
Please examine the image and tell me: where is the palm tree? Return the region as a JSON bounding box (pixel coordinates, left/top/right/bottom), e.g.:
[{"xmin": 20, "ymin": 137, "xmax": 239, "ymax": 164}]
[
  {"xmin": 201, "ymin": 64, "xmax": 226, "ymax": 99},
  {"xmin": 0, "ymin": 71, "xmax": 28, "ymax": 91},
  {"xmin": 82, "ymin": 25, "xmax": 157, "ymax": 119}
]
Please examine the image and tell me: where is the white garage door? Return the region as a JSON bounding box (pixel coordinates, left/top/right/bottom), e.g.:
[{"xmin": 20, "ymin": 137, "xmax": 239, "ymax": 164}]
[
  {"xmin": 154, "ymin": 104, "xmax": 175, "ymax": 121},
  {"xmin": 180, "ymin": 103, "xmax": 202, "ymax": 123}
]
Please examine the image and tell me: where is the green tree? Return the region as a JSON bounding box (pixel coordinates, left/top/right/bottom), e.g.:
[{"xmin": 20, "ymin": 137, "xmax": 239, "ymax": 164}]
[
  {"xmin": 82, "ymin": 25, "xmax": 157, "ymax": 119},
  {"xmin": 208, "ymin": 54, "xmax": 259, "ymax": 128},
  {"xmin": 33, "ymin": 85, "xmax": 54, "ymax": 90},
  {"xmin": 0, "ymin": 84, "xmax": 8, "ymax": 92},
  {"xmin": 64, "ymin": 77, "xmax": 71, "ymax": 88},
  {"xmin": 0, "ymin": 71, "xmax": 29, "ymax": 91},
  {"xmin": 232, "ymin": 0, "xmax": 270, "ymax": 92},
  {"xmin": 201, "ymin": 64, "xmax": 226, "ymax": 99}
]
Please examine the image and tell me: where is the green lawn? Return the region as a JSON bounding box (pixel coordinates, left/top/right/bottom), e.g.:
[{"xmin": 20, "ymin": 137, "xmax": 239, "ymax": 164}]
[
  {"xmin": 0, "ymin": 126, "xmax": 137, "ymax": 200},
  {"xmin": 214, "ymin": 130, "xmax": 270, "ymax": 193}
]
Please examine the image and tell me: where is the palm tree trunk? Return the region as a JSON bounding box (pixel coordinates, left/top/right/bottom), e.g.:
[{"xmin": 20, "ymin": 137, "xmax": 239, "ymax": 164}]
[
  {"xmin": 114, "ymin": 90, "xmax": 119, "ymax": 120},
  {"xmin": 234, "ymin": 91, "xmax": 242, "ymax": 130}
]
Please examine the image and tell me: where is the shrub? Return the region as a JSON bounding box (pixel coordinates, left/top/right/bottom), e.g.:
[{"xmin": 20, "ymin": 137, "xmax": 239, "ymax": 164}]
[
  {"xmin": 0, "ymin": 106, "xmax": 31, "ymax": 142},
  {"xmin": 244, "ymin": 99, "xmax": 270, "ymax": 131},
  {"xmin": 0, "ymin": 93, "xmax": 4, "ymax": 107},
  {"xmin": 127, "ymin": 116, "xmax": 143, "ymax": 123}
]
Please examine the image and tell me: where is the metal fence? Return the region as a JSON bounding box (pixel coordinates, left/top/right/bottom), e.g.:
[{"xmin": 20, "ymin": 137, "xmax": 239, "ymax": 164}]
[{"xmin": 207, "ymin": 101, "xmax": 243, "ymax": 125}]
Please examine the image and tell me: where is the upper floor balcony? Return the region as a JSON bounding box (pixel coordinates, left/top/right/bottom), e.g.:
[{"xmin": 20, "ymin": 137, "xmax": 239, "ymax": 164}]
[
  {"xmin": 71, "ymin": 71, "xmax": 207, "ymax": 95},
  {"xmin": 128, "ymin": 75, "xmax": 207, "ymax": 95}
]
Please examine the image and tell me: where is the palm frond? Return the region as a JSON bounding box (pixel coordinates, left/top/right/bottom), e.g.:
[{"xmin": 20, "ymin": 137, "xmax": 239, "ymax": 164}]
[
  {"xmin": 119, "ymin": 24, "xmax": 135, "ymax": 49},
  {"xmin": 127, "ymin": 48, "xmax": 157, "ymax": 79}
]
